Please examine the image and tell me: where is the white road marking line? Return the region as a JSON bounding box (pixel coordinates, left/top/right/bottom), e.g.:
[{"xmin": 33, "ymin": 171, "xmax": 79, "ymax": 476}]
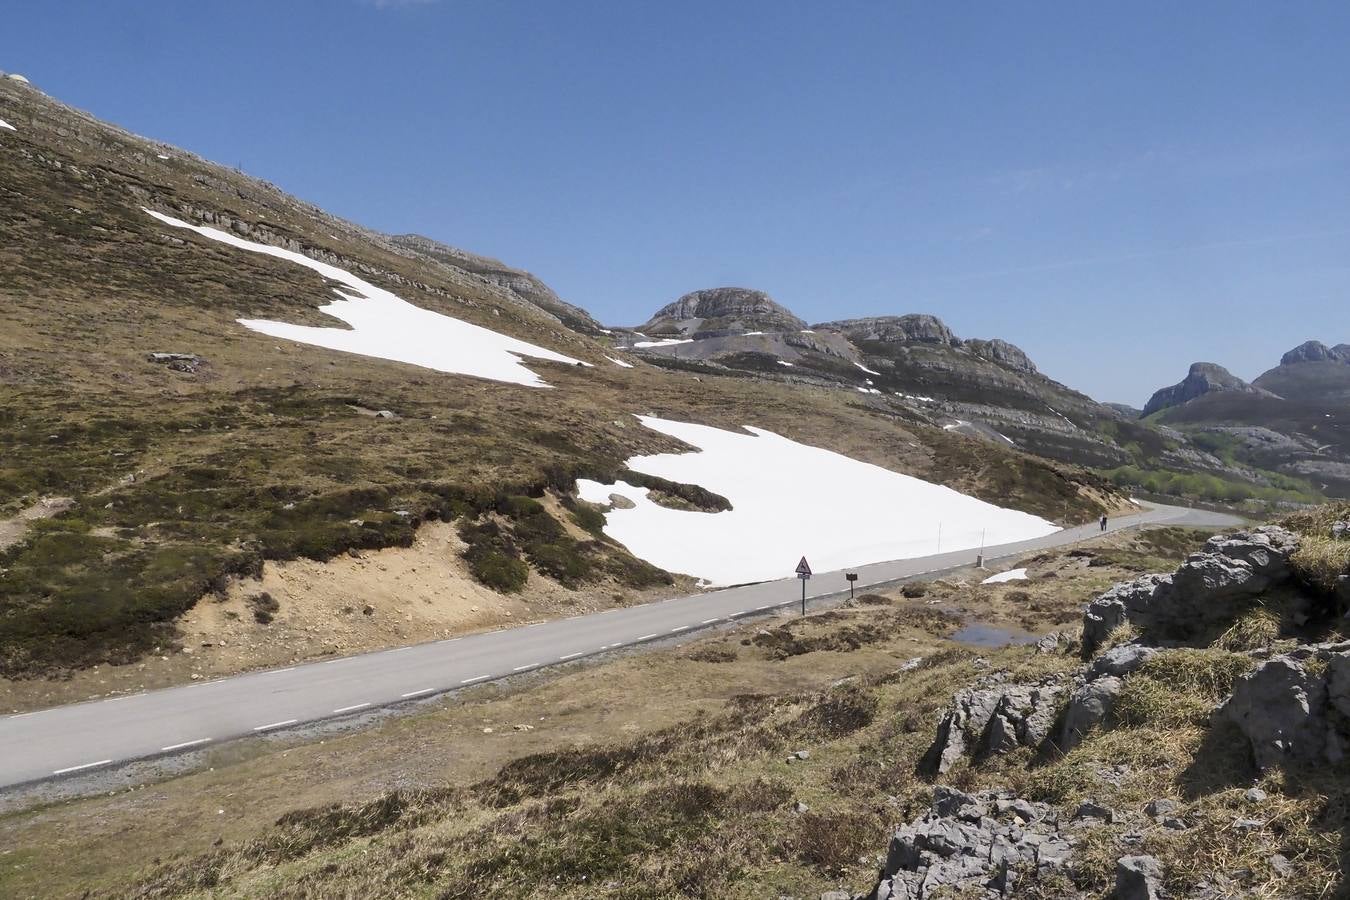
[
  {"xmin": 333, "ymin": 703, "xmax": 370, "ymax": 714},
  {"xmin": 267, "ymin": 667, "xmax": 296, "ymax": 675},
  {"xmin": 252, "ymin": 719, "xmax": 297, "ymax": 732},
  {"xmin": 730, "ymin": 610, "xmax": 749, "ymax": 617},
  {"xmin": 701, "ymin": 618, "xmax": 719, "ymax": 624},
  {"xmin": 670, "ymin": 625, "xmax": 690, "ymax": 632},
  {"xmin": 401, "ymin": 688, "xmax": 433, "ymax": 698},
  {"xmin": 512, "ymin": 663, "xmax": 537, "ymax": 671},
  {"xmin": 609, "ymin": 641, "xmax": 625, "ymax": 648},
  {"xmin": 102, "ymin": 695, "xmax": 132, "ymax": 703},
  {"xmin": 8, "ymin": 712, "xmax": 35, "ymax": 719},
  {"xmin": 755, "ymin": 605, "xmax": 771, "ymax": 611},
  {"xmin": 636, "ymin": 633, "xmax": 659, "ymax": 641},
  {"xmin": 389, "ymin": 647, "xmax": 412, "ymax": 654},
  {"xmin": 161, "ymin": 738, "xmax": 210, "ymax": 752},
  {"xmin": 321, "ymin": 658, "xmax": 342, "ymax": 664},
  {"xmin": 460, "ymin": 674, "xmax": 491, "ymax": 684},
  {"xmin": 53, "ymin": 759, "xmax": 113, "ymax": 775},
  {"xmin": 437, "ymin": 637, "xmax": 462, "ymax": 643},
  {"xmin": 559, "ymin": 651, "xmax": 585, "ymax": 660}
]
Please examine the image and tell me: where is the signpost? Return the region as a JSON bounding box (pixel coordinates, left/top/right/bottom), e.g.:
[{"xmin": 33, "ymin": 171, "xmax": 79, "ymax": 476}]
[
  {"xmin": 845, "ymin": 572, "xmax": 858, "ymax": 599},
  {"xmin": 795, "ymin": 556, "xmax": 812, "ymax": 615}
]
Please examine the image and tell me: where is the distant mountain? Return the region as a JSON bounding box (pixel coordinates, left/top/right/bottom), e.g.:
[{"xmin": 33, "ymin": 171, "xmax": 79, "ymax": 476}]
[
  {"xmin": 1145, "ymin": 344, "xmax": 1350, "ymax": 497},
  {"xmin": 1142, "ymin": 362, "xmax": 1276, "ymax": 417},
  {"xmin": 637, "ymin": 287, "xmax": 806, "ymax": 337},
  {"xmin": 626, "ymin": 294, "xmax": 1163, "ymax": 470}
]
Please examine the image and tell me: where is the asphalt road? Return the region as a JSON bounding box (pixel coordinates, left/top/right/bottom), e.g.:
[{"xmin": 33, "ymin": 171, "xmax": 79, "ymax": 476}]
[{"xmin": 0, "ymin": 501, "xmax": 1240, "ymax": 790}]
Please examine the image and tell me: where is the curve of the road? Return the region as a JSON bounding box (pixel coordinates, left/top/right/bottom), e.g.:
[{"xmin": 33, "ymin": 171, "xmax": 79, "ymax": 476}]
[{"xmin": 0, "ymin": 501, "xmax": 1240, "ymax": 791}]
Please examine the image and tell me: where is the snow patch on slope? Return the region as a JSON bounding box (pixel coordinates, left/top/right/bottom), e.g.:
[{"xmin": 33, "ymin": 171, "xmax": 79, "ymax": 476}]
[
  {"xmin": 145, "ymin": 209, "xmax": 583, "ymax": 387},
  {"xmin": 982, "ymin": 568, "xmax": 1028, "ymax": 584},
  {"xmin": 633, "ymin": 338, "xmax": 693, "ymax": 349},
  {"xmin": 577, "ymin": 417, "xmax": 1058, "ymax": 586},
  {"xmin": 0, "ymin": 119, "xmax": 15, "ymax": 131},
  {"xmin": 605, "ymin": 355, "xmax": 634, "ymax": 368}
]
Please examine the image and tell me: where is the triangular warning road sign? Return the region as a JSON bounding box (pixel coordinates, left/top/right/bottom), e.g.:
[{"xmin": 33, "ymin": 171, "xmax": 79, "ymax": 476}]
[{"xmin": 795, "ymin": 556, "xmax": 812, "ymax": 577}]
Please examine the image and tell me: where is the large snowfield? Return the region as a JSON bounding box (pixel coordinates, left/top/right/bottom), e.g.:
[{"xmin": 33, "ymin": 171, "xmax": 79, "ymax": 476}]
[
  {"xmin": 146, "ymin": 209, "xmax": 584, "ymax": 387},
  {"xmin": 578, "ymin": 417, "xmax": 1059, "ymax": 586}
]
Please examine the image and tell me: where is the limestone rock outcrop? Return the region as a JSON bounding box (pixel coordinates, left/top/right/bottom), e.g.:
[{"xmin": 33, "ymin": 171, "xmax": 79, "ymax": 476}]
[{"xmin": 1081, "ymin": 526, "xmax": 1299, "ymax": 654}]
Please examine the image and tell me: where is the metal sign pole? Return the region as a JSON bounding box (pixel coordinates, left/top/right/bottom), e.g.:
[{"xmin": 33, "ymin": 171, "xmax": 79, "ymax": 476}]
[{"xmin": 794, "ymin": 556, "xmax": 812, "ymax": 617}]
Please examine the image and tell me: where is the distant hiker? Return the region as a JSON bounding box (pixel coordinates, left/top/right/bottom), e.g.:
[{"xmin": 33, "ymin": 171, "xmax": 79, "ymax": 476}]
[{"xmin": 1099, "ymin": 515, "xmax": 1108, "ymax": 532}]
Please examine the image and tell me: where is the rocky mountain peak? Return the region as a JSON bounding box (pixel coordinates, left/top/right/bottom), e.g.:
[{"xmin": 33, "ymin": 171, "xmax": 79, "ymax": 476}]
[
  {"xmin": 638, "ymin": 287, "xmax": 806, "ymax": 337},
  {"xmin": 1142, "ymin": 362, "xmax": 1273, "ymax": 417},
  {"xmin": 964, "ymin": 337, "xmax": 1038, "ymax": 374},
  {"xmin": 1281, "ymin": 340, "xmax": 1350, "ymax": 366},
  {"xmin": 815, "ymin": 314, "xmax": 959, "ymax": 347}
]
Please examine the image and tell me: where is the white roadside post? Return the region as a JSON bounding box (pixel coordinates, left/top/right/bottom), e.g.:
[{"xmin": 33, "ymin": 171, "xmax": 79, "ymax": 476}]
[{"xmin": 795, "ymin": 556, "xmax": 812, "ymax": 616}]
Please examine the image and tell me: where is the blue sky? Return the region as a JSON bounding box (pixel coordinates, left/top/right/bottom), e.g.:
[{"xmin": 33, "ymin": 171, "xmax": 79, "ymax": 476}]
[{"xmin": 5, "ymin": 1, "xmax": 1349, "ymax": 404}]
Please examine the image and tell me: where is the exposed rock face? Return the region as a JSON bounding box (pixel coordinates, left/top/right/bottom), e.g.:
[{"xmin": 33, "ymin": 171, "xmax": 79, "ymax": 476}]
[
  {"xmin": 1059, "ymin": 676, "xmax": 1123, "ymax": 753},
  {"xmin": 1116, "ymin": 855, "xmax": 1165, "ymax": 900},
  {"xmin": 638, "ymin": 287, "xmax": 807, "ymax": 337},
  {"xmin": 1081, "ymin": 526, "xmax": 1299, "ymax": 654},
  {"xmin": 1280, "ymin": 340, "xmax": 1350, "ymax": 366},
  {"xmin": 919, "ymin": 674, "xmax": 1063, "ymax": 774},
  {"xmin": 873, "ymin": 786, "xmax": 1075, "ymax": 899},
  {"xmin": 389, "ymin": 234, "xmax": 602, "ymax": 332},
  {"xmin": 1142, "ymin": 362, "xmax": 1276, "ymax": 417},
  {"xmin": 817, "ymin": 314, "xmax": 960, "ymax": 347},
  {"xmin": 964, "ymin": 338, "xmax": 1038, "ymax": 374},
  {"xmin": 1221, "ymin": 643, "xmax": 1350, "ymax": 769}
]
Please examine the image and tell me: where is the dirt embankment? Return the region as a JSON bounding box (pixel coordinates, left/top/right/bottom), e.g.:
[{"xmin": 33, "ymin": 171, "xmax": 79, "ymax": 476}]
[{"xmin": 1, "ymin": 520, "xmax": 687, "ymax": 713}]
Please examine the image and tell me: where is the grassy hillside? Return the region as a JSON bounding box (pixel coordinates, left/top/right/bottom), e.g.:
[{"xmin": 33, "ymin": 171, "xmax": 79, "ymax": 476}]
[
  {"xmin": 0, "ymin": 79, "xmax": 1123, "ymax": 679},
  {"xmin": 0, "ymin": 528, "xmax": 1236, "ymax": 899}
]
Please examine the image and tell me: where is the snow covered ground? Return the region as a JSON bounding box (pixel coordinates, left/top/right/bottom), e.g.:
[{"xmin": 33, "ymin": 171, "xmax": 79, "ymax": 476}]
[
  {"xmin": 145, "ymin": 209, "xmax": 584, "ymax": 388},
  {"xmin": 633, "ymin": 338, "xmax": 693, "ymax": 348},
  {"xmin": 577, "ymin": 416, "xmax": 1059, "ymax": 586},
  {"xmin": 981, "ymin": 568, "xmax": 1028, "ymax": 584},
  {"xmin": 605, "ymin": 355, "xmax": 634, "ymax": 368},
  {"xmin": 0, "ymin": 119, "xmax": 15, "ymax": 131}
]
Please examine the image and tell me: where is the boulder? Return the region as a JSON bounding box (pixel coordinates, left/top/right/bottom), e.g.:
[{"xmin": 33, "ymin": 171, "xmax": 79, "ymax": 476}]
[
  {"xmin": 1059, "ymin": 676, "xmax": 1123, "ymax": 753},
  {"xmin": 1087, "ymin": 643, "xmax": 1156, "ymax": 680},
  {"xmin": 1116, "ymin": 855, "xmax": 1165, "ymax": 900},
  {"xmin": 919, "ymin": 675, "xmax": 1063, "ymax": 773},
  {"xmin": 1221, "ymin": 656, "xmax": 1328, "ymax": 769}
]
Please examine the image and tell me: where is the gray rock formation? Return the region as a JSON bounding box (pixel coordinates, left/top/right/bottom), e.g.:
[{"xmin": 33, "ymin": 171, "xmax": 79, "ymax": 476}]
[
  {"xmin": 817, "ymin": 314, "xmax": 960, "ymax": 347},
  {"xmin": 638, "ymin": 287, "xmax": 806, "ymax": 337},
  {"xmin": 872, "ymin": 787, "xmax": 1075, "ymax": 899},
  {"xmin": 1059, "ymin": 676, "xmax": 1123, "ymax": 753},
  {"xmin": 1116, "ymin": 855, "xmax": 1165, "ymax": 900},
  {"xmin": 1221, "ymin": 643, "xmax": 1350, "ymax": 769},
  {"xmin": 1280, "ymin": 340, "xmax": 1350, "ymax": 366},
  {"xmin": 1081, "ymin": 526, "xmax": 1299, "ymax": 654},
  {"xmin": 919, "ymin": 675, "xmax": 1063, "ymax": 774},
  {"xmin": 389, "ymin": 233, "xmax": 602, "ymax": 332},
  {"xmin": 964, "ymin": 338, "xmax": 1038, "ymax": 374},
  {"xmin": 1143, "ymin": 362, "xmax": 1277, "ymax": 417}
]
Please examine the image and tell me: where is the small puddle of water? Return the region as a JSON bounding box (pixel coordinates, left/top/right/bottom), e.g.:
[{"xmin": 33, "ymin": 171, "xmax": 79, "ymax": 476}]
[{"xmin": 952, "ymin": 622, "xmax": 1039, "ymax": 648}]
